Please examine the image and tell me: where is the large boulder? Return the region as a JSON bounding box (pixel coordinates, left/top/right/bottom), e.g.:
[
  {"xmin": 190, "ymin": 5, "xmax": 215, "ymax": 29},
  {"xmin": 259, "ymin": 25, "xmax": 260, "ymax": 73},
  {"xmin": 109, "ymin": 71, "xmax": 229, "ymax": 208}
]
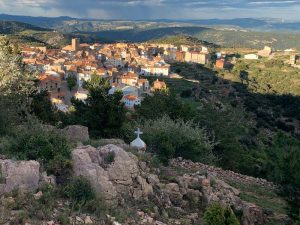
[
  {"xmin": 0, "ymin": 160, "xmax": 40, "ymax": 194},
  {"xmin": 242, "ymin": 202, "xmax": 266, "ymax": 225},
  {"xmin": 72, "ymin": 145, "xmax": 117, "ymax": 200},
  {"xmin": 101, "ymin": 144, "xmax": 139, "ymax": 187},
  {"xmin": 62, "ymin": 125, "xmax": 89, "ymax": 143},
  {"xmin": 72, "ymin": 144, "xmax": 153, "ymax": 202}
]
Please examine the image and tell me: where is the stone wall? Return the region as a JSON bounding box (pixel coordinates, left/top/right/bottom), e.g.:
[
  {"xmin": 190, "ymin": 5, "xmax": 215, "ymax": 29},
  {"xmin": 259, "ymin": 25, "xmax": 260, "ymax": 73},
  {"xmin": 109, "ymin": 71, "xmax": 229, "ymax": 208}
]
[{"xmin": 170, "ymin": 158, "xmax": 277, "ymax": 191}]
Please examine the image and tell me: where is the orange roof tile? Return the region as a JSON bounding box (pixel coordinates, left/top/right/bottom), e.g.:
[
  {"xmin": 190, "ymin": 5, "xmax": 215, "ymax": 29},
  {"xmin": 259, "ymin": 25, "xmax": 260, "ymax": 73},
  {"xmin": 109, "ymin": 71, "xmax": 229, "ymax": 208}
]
[{"xmin": 124, "ymin": 95, "xmax": 137, "ymax": 101}]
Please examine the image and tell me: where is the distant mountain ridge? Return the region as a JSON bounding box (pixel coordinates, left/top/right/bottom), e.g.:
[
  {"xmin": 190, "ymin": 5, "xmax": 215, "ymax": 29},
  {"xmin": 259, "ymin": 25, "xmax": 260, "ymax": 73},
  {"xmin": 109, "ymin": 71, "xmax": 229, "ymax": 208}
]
[
  {"xmin": 0, "ymin": 14, "xmax": 73, "ymax": 28},
  {"xmin": 1, "ymin": 14, "xmax": 300, "ymax": 32},
  {"xmin": 0, "ymin": 20, "xmax": 51, "ymax": 34},
  {"xmin": 1, "ymin": 14, "xmax": 300, "ymax": 50}
]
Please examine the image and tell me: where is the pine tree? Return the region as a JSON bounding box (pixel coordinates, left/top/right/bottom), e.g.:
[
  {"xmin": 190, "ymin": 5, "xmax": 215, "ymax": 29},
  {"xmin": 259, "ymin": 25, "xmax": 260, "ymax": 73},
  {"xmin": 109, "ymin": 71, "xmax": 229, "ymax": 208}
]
[
  {"xmin": 203, "ymin": 203, "xmax": 240, "ymax": 225},
  {"xmin": 203, "ymin": 203, "xmax": 225, "ymax": 225},
  {"xmin": 0, "ymin": 37, "xmax": 36, "ymax": 133}
]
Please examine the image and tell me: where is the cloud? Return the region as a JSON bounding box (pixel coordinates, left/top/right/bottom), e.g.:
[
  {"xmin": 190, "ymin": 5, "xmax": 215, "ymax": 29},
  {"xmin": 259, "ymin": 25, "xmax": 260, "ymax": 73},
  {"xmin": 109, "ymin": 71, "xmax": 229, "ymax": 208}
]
[{"xmin": 0, "ymin": 0, "xmax": 300, "ymax": 20}]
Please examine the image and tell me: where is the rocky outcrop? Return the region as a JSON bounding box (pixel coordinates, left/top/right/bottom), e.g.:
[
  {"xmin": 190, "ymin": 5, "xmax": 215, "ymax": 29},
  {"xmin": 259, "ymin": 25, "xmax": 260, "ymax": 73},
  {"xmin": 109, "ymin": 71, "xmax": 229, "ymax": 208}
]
[
  {"xmin": 62, "ymin": 125, "xmax": 89, "ymax": 143},
  {"xmin": 0, "ymin": 159, "xmax": 40, "ymax": 194},
  {"xmin": 72, "ymin": 144, "xmax": 153, "ymax": 202},
  {"xmin": 71, "ymin": 145, "xmax": 290, "ymax": 225},
  {"xmin": 170, "ymin": 158, "xmax": 277, "ymax": 190},
  {"xmin": 242, "ymin": 202, "xmax": 265, "ymax": 225}
]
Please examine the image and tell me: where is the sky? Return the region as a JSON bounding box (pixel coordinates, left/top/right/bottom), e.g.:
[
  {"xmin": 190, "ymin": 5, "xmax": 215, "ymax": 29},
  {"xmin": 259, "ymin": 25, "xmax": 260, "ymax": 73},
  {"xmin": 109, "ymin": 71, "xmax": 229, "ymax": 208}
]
[{"xmin": 0, "ymin": 0, "xmax": 300, "ymax": 21}]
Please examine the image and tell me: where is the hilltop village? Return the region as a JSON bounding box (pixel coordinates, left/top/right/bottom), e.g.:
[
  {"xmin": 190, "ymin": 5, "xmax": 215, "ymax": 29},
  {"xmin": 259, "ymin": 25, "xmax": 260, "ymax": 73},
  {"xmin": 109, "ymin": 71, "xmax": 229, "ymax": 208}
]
[
  {"xmin": 21, "ymin": 38, "xmax": 300, "ymax": 112},
  {"xmin": 21, "ymin": 38, "xmax": 210, "ymax": 110}
]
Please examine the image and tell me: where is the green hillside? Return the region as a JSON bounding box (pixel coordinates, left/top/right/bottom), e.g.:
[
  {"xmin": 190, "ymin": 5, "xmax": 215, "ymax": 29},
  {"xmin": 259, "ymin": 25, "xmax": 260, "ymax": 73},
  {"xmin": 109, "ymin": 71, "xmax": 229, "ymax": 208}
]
[
  {"xmin": 0, "ymin": 20, "xmax": 67, "ymax": 47},
  {"xmin": 0, "ymin": 20, "xmax": 51, "ymax": 34},
  {"xmin": 83, "ymin": 27, "xmax": 300, "ymax": 50},
  {"xmin": 194, "ymin": 29, "xmax": 300, "ymax": 50},
  {"xmin": 147, "ymin": 34, "xmax": 219, "ymax": 48},
  {"xmin": 0, "ymin": 20, "xmax": 101, "ymax": 48}
]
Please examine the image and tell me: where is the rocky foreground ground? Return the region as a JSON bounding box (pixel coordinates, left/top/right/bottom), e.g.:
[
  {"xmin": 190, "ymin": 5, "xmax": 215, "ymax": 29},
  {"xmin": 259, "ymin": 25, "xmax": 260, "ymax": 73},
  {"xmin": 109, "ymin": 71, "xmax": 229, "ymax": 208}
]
[{"xmin": 0, "ymin": 126, "xmax": 292, "ymax": 225}]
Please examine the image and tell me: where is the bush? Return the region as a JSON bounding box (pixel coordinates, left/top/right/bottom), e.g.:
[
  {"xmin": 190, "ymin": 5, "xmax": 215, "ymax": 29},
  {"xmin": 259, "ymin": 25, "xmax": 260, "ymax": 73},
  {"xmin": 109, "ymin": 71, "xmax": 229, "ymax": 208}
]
[
  {"xmin": 66, "ymin": 75, "xmax": 77, "ymax": 91},
  {"xmin": 103, "ymin": 151, "xmax": 116, "ymax": 165},
  {"xmin": 136, "ymin": 91, "xmax": 195, "ymax": 121},
  {"xmin": 264, "ymin": 132, "xmax": 300, "ymax": 188},
  {"xmin": 66, "ymin": 176, "xmax": 95, "ymax": 206},
  {"xmin": 65, "ymin": 176, "xmax": 108, "ymax": 217},
  {"xmin": 203, "ymin": 203, "xmax": 240, "ymax": 225},
  {"xmin": 138, "ymin": 116, "xmax": 216, "ymax": 163},
  {"xmin": 203, "ymin": 203, "xmax": 224, "ymax": 225},
  {"xmin": 0, "ymin": 120, "xmax": 72, "ymax": 177}
]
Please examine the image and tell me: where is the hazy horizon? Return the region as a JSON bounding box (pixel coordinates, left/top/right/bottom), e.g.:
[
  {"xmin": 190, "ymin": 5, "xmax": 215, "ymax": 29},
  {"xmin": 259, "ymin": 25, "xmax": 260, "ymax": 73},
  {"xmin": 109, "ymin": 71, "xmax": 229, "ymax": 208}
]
[{"xmin": 0, "ymin": 0, "xmax": 299, "ymax": 21}]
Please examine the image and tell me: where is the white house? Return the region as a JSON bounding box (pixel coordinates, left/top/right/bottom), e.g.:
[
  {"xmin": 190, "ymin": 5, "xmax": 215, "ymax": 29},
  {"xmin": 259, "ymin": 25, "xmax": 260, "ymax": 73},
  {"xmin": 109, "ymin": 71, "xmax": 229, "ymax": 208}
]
[
  {"xmin": 76, "ymin": 72, "xmax": 91, "ymax": 87},
  {"xmin": 140, "ymin": 62, "xmax": 170, "ymax": 76},
  {"xmin": 244, "ymin": 54, "xmax": 259, "ymax": 60},
  {"xmin": 106, "ymin": 57, "xmax": 124, "ymax": 67},
  {"xmin": 120, "ymin": 72, "xmax": 139, "ymax": 86},
  {"xmin": 122, "ymin": 95, "xmax": 141, "ymax": 108},
  {"xmin": 74, "ymin": 88, "xmax": 89, "ymax": 102},
  {"xmin": 121, "ymin": 51, "xmax": 127, "ymax": 59},
  {"xmin": 109, "ymin": 85, "xmax": 139, "ymax": 97}
]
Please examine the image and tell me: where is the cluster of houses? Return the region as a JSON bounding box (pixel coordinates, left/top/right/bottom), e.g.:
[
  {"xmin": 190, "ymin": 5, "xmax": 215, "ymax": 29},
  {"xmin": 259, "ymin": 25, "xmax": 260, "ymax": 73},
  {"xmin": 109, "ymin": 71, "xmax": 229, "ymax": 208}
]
[
  {"xmin": 22, "ymin": 39, "xmax": 211, "ymax": 110},
  {"xmin": 242, "ymin": 46, "xmax": 273, "ymax": 60},
  {"xmin": 173, "ymin": 45, "xmax": 209, "ymax": 64},
  {"xmin": 22, "ymin": 37, "xmax": 298, "ymax": 112}
]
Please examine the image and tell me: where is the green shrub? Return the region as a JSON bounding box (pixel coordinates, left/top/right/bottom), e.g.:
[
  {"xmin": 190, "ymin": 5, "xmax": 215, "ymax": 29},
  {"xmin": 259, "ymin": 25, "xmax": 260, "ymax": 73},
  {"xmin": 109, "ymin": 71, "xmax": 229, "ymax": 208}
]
[
  {"xmin": 66, "ymin": 75, "xmax": 77, "ymax": 91},
  {"xmin": 203, "ymin": 203, "xmax": 240, "ymax": 225},
  {"xmin": 136, "ymin": 91, "xmax": 195, "ymax": 121},
  {"xmin": 57, "ymin": 213, "xmax": 70, "ymax": 225},
  {"xmin": 84, "ymin": 198, "xmax": 108, "ymax": 218},
  {"xmin": 66, "ymin": 176, "xmax": 95, "ymax": 206},
  {"xmin": 138, "ymin": 116, "xmax": 215, "ymax": 163},
  {"xmin": 0, "ymin": 121, "xmax": 72, "ymax": 177},
  {"xmin": 203, "ymin": 203, "xmax": 225, "ymax": 225},
  {"xmin": 103, "ymin": 151, "xmax": 116, "ymax": 165},
  {"xmin": 265, "ymin": 132, "xmax": 300, "ymax": 188}
]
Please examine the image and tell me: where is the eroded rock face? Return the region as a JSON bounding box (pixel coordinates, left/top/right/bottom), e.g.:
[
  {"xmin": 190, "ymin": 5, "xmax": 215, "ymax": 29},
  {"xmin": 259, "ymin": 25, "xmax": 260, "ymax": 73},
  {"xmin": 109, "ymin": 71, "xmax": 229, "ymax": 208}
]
[
  {"xmin": 71, "ymin": 145, "xmax": 289, "ymax": 225},
  {"xmin": 62, "ymin": 125, "xmax": 89, "ymax": 143},
  {"xmin": 72, "ymin": 145, "xmax": 117, "ymax": 200},
  {"xmin": 0, "ymin": 160, "xmax": 40, "ymax": 194},
  {"xmin": 72, "ymin": 144, "xmax": 153, "ymax": 202},
  {"xmin": 242, "ymin": 202, "xmax": 265, "ymax": 225},
  {"xmin": 155, "ymin": 172, "xmax": 269, "ymax": 225},
  {"xmin": 102, "ymin": 144, "xmax": 139, "ymax": 187}
]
